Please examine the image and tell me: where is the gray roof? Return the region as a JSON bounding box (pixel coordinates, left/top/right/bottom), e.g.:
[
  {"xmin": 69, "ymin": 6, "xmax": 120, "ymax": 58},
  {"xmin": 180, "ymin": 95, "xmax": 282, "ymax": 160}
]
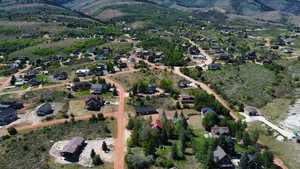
[
  {"xmin": 61, "ymin": 137, "xmax": 85, "ymax": 154},
  {"xmin": 244, "ymin": 106, "xmax": 257, "ymax": 113},
  {"xmin": 211, "ymin": 127, "xmax": 230, "ymax": 135},
  {"xmin": 0, "ymin": 108, "xmax": 17, "ymax": 118},
  {"xmin": 213, "ymin": 146, "xmax": 227, "ymax": 162}
]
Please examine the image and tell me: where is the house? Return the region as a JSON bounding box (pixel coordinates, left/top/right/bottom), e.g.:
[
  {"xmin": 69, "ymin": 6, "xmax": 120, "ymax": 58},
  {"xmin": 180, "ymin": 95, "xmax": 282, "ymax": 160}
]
[
  {"xmin": 60, "ymin": 137, "xmax": 86, "ymax": 160},
  {"xmin": 85, "ymin": 96, "xmax": 105, "ymax": 111},
  {"xmin": 37, "ymin": 103, "xmax": 54, "ymax": 116},
  {"xmin": 135, "ymin": 106, "xmax": 157, "ymax": 116},
  {"xmin": 0, "ymin": 101, "xmax": 23, "ymax": 110},
  {"xmin": 20, "ymin": 33, "xmax": 33, "ymax": 39},
  {"xmin": 87, "ymin": 49, "xmax": 96, "ymax": 56},
  {"xmin": 211, "ymin": 126, "xmax": 230, "ymax": 135},
  {"xmin": 151, "ymin": 120, "xmax": 163, "ymax": 129},
  {"xmin": 9, "ymin": 63, "xmax": 20, "ymax": 70},
  {"xmin": 24, "ymin": 70, "xmax": 38, "ymax": 81},
  {"xmin": 271, "ymin": 45, "xmax": 279, "ymax": 50},
  {"xmin": 192, "ymin": 55, "xmax": 206, "ymax": 60},
  {"xmin": 95, "ymin": 56, "xmax": 107, "ymax": 61},
  {"xmin": 15, "ymin": 81, "xmax": 25, "ymax": 87},
  {"xmin": 0, "ymin": 108, "xmax": 18, "ymax": 126},
  {"xmin": 75, "ymin": 69, "xmax": 91, "ymax": 77},
  {"xmin": 128, "ymin": 58, "xmax": 136, "ymax": 63},
  {"xmin": 62, "ymin": 59, "xmax": 71, "ymax": 65},
  {"xmin": 201, "ymin": 107, "xmax": 216, "ymax": 115},
  {"xmin": 219, "ymin": 55, "xmax": 230, "ymax": 60},
  {"xmin": 208, "ymin": 63, "xmax": 221, "ymax": 70},
  {"xmin": 95, "ymin": 63, "xmax": 107, "ymax": 71},
  {"xmin": 90, "ymin": 84, "xmax": 108, "ymax": 94},
  {"xmin": 213, "ymin": 146, "xmax": 234, "ymax": 168},
  {"xmin": 28, "ymin": 78, "xmax": 41, "ymax": 86},
  {"xmin": 147, "ymin": 84, "xmax": 157, "ymax": 94},
  {"xmin": 262, "ymin": 58, "xmax": 272, "ymax": 64},
  {"xmin": 178, "ymin": 79, "xmax": 189, "ymax": 88},
  {"xmin": 54, "ymin": 72, "xmax": 68, "ymax": 80},
  {"xmin": 178, "ymin": 95, "xmax": 195, "ymax": 104},
  {"xmin": 283, "ymin": 48, "xmax": 293, "ymax": 54},
  {"xmin": 69, "ymin": 82, "xmax": 91, "ymax": 91},
  {"xmin": 118, "ymin": 62, "xmax": 128, "ymax": 69},
  {"xmin": 244, "ymin": 106, "xmax": 259, "ymax": 116}
]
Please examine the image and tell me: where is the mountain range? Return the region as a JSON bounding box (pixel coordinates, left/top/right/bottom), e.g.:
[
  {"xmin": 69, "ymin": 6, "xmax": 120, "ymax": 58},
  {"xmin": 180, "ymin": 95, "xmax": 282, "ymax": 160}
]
[{"xmin": 1, "ymin": 0, "xmax": 300, "ymax": 26}]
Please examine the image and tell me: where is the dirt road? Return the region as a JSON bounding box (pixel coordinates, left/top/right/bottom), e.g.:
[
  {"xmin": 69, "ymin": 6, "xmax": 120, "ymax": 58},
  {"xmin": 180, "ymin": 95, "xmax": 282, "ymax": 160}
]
[
  {"xmin": 105, "ymin": 77, "xmax": 127, "ymax": 169},
  {"xmin": 0, "ymin": 113, "xmax": 113, "ymax": 135}
]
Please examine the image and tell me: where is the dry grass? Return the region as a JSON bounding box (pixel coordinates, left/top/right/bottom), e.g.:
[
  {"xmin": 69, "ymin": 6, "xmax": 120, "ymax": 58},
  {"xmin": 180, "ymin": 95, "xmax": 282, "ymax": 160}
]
[
  {"xmin": 260, "ymin": 98, "xmax": 291, "ymax": 124},
  {"xmin": 249, "ymin": 122, "xmax": 300, "ymax": 169},
  {"xmin": 68, "ymin": 99, "xmax": 118, "ymax": 116}
]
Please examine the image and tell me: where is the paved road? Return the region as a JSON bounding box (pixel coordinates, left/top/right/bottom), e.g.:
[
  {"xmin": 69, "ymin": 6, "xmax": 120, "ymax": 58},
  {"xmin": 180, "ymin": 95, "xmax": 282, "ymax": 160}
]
[{"xmin": 241, "ymin": 113, "xmax": 294, "ymax": 139}]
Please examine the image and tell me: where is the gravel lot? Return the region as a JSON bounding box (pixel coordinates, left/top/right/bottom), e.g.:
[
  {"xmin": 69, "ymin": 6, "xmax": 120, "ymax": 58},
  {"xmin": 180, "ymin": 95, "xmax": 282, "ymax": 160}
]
[{"xmin": 49, "ymin": 137, "xmax": 114, "ymax": 167}]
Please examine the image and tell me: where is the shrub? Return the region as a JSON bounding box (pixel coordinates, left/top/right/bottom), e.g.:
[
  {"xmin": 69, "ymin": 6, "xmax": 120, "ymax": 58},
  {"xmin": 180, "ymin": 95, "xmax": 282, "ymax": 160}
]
[
  {"xmin": 7, "ymin": 127, "xmax": 18, "ymax": 135},
  {"xmin": 92, "ymin": 155, "xmax": 103, "ymax": 165}
]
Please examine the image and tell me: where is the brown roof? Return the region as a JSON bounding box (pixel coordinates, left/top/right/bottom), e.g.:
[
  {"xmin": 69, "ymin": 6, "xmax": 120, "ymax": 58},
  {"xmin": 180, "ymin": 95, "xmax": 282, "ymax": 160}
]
[{"xmin": 61, "ymin": 137, "xmax": 85, "ymax": 154}]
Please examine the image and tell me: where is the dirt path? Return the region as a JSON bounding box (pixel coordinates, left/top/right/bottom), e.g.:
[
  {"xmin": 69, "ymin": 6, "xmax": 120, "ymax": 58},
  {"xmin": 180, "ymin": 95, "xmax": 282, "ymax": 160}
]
[{"xmin": 0, "ymin": 64, "xmax": 31, "ymax": 92}]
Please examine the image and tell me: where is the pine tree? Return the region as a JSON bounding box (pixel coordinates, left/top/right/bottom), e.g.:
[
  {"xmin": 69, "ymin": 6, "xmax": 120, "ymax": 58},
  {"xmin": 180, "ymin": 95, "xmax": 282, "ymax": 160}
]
[
  {"xmin": 173, "ymin": 111, "xmax": 179, "ymax": 119},
  {"xmin": 242, "ymin": 132, "xmax": 252, "ymax": 146},
  {"xmin": 92, "ymin": 155, "xmax": 103, "ymax": 165},
  {"xmin": 102, "ymin": 141, "xmax": 109, "ymax": 153},
  {"xmin": 90, "ymin": 149, "xmax": 96, "ymax": 158},
  {"xmin": 171, "ymin": 144, "xmax": 179, "ymax": 160},
  {"xmin": 113, "ymin": 87, "xmax": 118, "ymax": 96},
  {"xmin": 10, "ymin": 75, "xmax": 16, "ymax": 85}
]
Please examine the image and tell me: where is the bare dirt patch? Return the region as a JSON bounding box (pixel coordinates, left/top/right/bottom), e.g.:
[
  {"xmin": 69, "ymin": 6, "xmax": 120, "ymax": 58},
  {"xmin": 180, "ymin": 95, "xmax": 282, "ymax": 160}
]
[{"xmin": 96, "ymin": 9, "xmax": 125, "ymax": 21}]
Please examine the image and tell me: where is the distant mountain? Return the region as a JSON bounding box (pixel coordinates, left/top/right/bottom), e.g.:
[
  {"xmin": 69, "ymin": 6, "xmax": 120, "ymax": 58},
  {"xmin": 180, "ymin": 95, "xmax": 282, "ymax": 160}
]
[{"xmin": 148, "ymin": 0, "xmax": 300, "ymax": 15}]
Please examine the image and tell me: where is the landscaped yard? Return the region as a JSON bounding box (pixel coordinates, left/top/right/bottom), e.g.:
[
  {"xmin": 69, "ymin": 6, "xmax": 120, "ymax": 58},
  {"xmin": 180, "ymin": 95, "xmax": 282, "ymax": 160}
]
[{"xmin": 68, "ymin": 98, "xmax": 118, "ymax": 116}]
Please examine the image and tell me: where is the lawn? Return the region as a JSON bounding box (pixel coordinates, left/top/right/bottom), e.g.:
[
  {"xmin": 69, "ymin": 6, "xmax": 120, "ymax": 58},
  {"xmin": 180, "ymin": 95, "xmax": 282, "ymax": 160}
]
[{"xmin": 0, "ymin": 119, "xmax": 114, "ymax": 169}]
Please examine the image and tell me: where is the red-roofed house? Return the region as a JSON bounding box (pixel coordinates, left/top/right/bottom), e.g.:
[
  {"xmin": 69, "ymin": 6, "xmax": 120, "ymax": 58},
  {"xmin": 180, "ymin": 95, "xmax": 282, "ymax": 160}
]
[{"xmin": 151, "ymin": 120, "xmax": 163, "ymax": 129}]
